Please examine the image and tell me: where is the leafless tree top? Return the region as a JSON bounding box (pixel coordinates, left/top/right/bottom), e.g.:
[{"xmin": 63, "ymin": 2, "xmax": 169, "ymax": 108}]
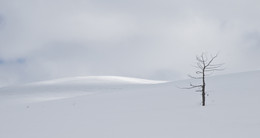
[{"xmin": 189, "ymin": 53, "xmax": 224, "ymax": 78}]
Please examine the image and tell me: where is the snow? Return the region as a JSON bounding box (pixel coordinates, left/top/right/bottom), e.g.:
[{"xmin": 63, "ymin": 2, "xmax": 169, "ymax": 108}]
[
  {"xmin": 0, "ymin": 72, "xmax": 260, "ymax": 138},
  {"xmin": 30, "ymin": 76, "xmax": 168, "ymax": 85}
]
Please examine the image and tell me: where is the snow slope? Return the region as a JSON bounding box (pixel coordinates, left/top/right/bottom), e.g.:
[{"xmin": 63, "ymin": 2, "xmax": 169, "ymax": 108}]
[
  {"xmin": 0, "ymin": 76, "xmax": 167, "ymax": 103},
  {"xmin": 0, "ymin": 72, "xmax": 260, "ymax": 138},
  {"xmin": 31, "ymin": 76, "xmax": 168, "ymax": 85}
]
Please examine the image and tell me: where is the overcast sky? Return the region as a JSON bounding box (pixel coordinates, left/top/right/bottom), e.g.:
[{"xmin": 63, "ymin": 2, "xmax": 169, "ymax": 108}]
[{"xmin": 0, "ymin": 0, "xmax": 260, "ymax": 85}]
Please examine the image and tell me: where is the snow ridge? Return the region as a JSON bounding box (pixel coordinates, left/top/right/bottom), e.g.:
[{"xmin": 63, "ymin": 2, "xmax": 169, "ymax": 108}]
[{"xmin": 31, "ymin": 76, "xmax": 169, "ymax": 85}]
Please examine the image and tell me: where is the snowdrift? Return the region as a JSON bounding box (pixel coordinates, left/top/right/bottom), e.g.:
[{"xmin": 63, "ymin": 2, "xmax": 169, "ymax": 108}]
[
  {"xmin": 31, "ymin": 76, "xmax": 168, "ymax": 85},
  {"xmin": 0, "ymin": 76, "xmax": 168, "ymax": 102}
]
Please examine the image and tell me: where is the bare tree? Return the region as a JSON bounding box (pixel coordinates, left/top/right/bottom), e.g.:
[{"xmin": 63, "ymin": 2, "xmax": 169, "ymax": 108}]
[{"xmin": 187, "ymin": 53, "xmax": 223, "ymax": 106}]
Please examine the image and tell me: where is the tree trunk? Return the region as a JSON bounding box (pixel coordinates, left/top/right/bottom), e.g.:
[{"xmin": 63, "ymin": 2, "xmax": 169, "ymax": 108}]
[
  {"xmin": 202, "ymin": 86, "xmax": 205, "ymax": 106},
  {"xmin": 202, "ymin": 68, "xmax": 206, "ymax": 106}
]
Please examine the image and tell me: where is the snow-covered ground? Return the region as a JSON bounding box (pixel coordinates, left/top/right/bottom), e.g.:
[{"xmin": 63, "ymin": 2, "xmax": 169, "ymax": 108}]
[{"xmin": 0, "ymin": 71, "xmax": 259, "ymax": 138}]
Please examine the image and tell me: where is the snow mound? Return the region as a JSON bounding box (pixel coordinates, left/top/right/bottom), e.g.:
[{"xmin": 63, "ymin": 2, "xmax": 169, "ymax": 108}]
[
  {"xmin": 31, "ymin": 76, "xmax": 168, "ymax": 85},
  {"xmin": 0, "ymin": 76, "xmax": 168, "ymax": 103}
]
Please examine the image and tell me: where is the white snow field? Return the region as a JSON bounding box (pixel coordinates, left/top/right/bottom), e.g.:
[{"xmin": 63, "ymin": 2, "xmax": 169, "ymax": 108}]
[{"xmin": 0, "ymin": 71, "xmax": 260, "ymax": 138}]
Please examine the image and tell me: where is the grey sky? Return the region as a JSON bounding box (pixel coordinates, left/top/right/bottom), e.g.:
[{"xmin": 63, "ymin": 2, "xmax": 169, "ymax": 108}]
[{"xmin": 0, "ymin": 0, "xmax": 260, "ymax": 85}]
